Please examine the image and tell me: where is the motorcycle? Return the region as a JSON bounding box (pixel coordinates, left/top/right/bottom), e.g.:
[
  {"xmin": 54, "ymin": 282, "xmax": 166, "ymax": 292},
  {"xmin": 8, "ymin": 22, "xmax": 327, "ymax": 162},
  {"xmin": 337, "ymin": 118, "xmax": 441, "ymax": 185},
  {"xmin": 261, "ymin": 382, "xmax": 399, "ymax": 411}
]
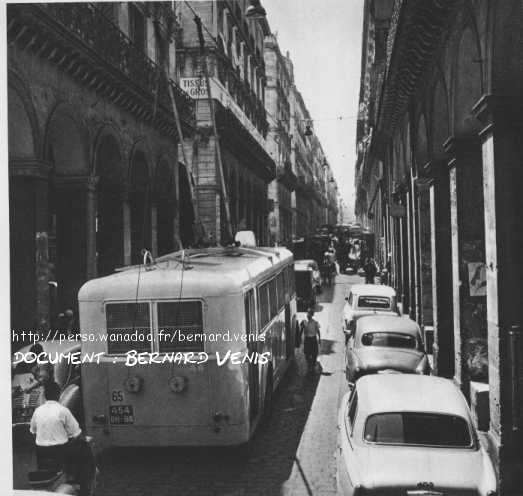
[{"xmin": 27, "ymin": 436, "xmax": 98, "ymax": 495}]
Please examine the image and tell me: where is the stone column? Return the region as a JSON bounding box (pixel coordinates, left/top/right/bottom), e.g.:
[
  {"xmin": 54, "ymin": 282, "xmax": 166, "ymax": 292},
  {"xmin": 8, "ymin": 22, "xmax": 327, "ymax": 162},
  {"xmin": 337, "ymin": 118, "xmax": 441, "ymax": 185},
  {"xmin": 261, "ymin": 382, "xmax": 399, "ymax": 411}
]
[
  {"xmin": 415, "ymin": 177, "xmax": 432, "ymax": 329},
  {"xmin": 151, "ymin": 204, "xmax": 158, "ymax": 257},
  {"xmin": 84, "ymin": 177, "xmax": 98, "ymax": 281},
  {"xmin": 444, "ymin": 136, "xmax": 485, "ymax": 394},
  {"xmin": 9, "ymin": 159, "xmax": 51, "ymax": 335},
  {"xmin": 473, "ymin": 95, "xmax": 523, "ymax": 492},
  {"xmin": 427, "ymin": 159, "xmax": 454, "ymax": 378},
  {"xmin": 407, "ymin": 172, "xmax": 421, "ymax": 322},
  {"xmin": 122, "ymin": 192, "xmax": 131, "ymax": 265},
  {"xmin": 399, "ymin": 191, "xmax": 410, "ymax": 311},
  {"xmin": 53, "ymin": 175, "xmax": 97, "ymax": 316}
]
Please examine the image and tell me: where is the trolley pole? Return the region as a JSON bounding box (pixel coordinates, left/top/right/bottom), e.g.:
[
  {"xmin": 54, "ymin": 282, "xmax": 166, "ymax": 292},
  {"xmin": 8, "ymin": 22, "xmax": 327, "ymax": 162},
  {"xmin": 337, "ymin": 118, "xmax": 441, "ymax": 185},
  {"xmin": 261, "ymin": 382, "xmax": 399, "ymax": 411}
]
[
  {"xmin": 194, "ymin": 14, "xmax": 234, "ymax": 244},
  {"xmin": 154, "ymin": 16, "xmax": 202, "ymax": 247}
]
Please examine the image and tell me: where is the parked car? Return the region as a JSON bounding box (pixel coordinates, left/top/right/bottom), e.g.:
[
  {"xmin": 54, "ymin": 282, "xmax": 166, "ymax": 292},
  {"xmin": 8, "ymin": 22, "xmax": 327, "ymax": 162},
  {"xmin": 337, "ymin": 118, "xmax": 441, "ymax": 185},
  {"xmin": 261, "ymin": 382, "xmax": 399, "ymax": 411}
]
[
  {"xmin": 12, "ymin": 340, "xmax": 83, "ymax": 431},
  {"xmin": 342, "ymin": 284, "xmax": 400, "ymax": 341},
  {"xmin": 294, "ymin": 262, "xmax": 317, "ymax": 312},
  {"xmin": 345, "ymin": 315, "xmax": 430, "ymax": 382},
  {"xmin": 294, "ymin": 259, "xmax": 322, "ymax": 294},
  {"xmin": 337, "ymin": 374, "xmax": 497, "ymax": 495}
]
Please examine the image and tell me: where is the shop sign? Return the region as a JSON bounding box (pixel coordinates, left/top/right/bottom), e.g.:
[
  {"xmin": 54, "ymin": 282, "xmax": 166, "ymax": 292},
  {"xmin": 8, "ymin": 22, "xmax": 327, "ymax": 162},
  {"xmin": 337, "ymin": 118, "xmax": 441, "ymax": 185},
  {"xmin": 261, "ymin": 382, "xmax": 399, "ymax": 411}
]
[{"xmin": 180, "ymin": 78, "xmax": 208, "ymax": 99}]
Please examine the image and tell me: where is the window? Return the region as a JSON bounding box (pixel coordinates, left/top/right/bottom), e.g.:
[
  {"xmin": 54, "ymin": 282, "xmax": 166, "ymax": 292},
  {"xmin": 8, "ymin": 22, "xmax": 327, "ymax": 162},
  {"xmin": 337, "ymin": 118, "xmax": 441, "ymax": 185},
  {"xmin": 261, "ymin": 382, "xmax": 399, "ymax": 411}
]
[
  {"xmin": 364, "ymin": 413, "xmax": 473, "ymax": 447},
  {"xmin": 258, "ymin": 282, "xmax": 270, "ymax": 328},
  {"xmin": 244, "ymin": 289, "xmax": 256, "ymax": 334},
  {"xmin": 106, "ymin": 302, "xmax": 151, "ymax": 354},
  {"xmin": 285, "ymin": 265, "xmax": 295, "ymax": 296},
  {"xmin": 269, "ymin": 278, "xmax": 278, "ymax": 318},
  {"xmin": 154, "ymin": 26, "xmax": 169, "ymax": 72},
  {"xmin": 361, "ymin": 332, "xmax": 417, "ymax": 349},
  {"xmin": 357, "ymin": 296, "xmax": 390, "ymax": 309},
  {"xmin": 157, "ymin": 301, "xmax": 203, "ymax": 353},
  {"xmin": 276, "ymin": 272, "xmax": 285, "ymax": 309},
  {"xmin": 129, "ymin": 4, "xmax": 146, "ymax": 53}
]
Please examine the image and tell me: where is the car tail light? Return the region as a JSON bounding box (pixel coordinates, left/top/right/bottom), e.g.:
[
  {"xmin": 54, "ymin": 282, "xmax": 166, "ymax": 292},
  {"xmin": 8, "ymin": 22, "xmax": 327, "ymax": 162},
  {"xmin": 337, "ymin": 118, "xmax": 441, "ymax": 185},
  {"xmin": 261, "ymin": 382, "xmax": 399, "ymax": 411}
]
[{"xmin": 415, "ymin": 358, "xmax": 427, "ymax": 374}]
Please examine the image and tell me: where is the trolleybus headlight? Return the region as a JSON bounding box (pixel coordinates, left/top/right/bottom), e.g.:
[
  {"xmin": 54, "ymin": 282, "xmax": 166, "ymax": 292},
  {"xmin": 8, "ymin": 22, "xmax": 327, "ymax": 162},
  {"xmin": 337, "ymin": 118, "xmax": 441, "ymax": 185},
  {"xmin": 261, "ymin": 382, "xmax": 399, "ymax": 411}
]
[
  {"xmin": 124, "ymin": 375, "xmax": 143, "ymax": 393},
  {"xmin": 168, "ymin": 376, "xmax": 188, "ymax": 393}
]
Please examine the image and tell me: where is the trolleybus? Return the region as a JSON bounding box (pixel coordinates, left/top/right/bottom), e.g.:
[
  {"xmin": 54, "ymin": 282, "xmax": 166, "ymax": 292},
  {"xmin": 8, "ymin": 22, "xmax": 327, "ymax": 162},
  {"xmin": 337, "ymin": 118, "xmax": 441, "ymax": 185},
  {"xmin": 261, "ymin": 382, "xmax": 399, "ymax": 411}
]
[{"xmin": 78, "ymin": 245, "xmax": 297, "ymax": 449}]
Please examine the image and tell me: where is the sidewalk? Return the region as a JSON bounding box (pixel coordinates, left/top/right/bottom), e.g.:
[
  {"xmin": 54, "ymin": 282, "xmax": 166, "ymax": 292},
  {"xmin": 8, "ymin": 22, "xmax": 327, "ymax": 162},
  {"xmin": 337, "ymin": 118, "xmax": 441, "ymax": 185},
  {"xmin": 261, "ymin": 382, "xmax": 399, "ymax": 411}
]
[{"xmin": 282, "ymin": 276, "xmax": 351, "ymax": 496}]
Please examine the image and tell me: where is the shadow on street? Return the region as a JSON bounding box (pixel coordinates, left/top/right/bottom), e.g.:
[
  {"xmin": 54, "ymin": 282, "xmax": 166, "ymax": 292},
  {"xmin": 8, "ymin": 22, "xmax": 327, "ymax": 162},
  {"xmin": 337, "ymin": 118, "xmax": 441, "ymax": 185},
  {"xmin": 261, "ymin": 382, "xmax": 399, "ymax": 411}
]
[{"xmin": 94, "ymin": 350, "xmax": 320, "ymax": 496}]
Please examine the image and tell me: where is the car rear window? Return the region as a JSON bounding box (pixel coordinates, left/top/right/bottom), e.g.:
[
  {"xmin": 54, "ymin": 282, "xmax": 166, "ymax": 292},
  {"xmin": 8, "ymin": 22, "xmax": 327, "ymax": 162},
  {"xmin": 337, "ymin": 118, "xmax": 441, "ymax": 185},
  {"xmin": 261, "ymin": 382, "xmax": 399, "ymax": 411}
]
[
  {"xmin": 364, "ymin": 412, "xmax": 472, "ymax": 447},
  {"xmin": 357, "ymin": 296, "xmax": 390, "ymax": 309},
  {"xmin": 361, "ymin": 332, "xmax": 417, "ymax": 349}
]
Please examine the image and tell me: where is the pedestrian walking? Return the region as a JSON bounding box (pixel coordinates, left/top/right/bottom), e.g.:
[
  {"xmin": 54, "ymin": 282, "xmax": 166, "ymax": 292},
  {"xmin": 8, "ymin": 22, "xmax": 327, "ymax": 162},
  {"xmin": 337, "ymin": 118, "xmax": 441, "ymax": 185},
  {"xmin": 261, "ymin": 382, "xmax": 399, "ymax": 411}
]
[
  {"xmin": 363, "ymin": 257, "xmax": 377, "ymax": 284},
  {"xmin": 300, "ymin": 308, "xmax": 321, "ymax": 373}
]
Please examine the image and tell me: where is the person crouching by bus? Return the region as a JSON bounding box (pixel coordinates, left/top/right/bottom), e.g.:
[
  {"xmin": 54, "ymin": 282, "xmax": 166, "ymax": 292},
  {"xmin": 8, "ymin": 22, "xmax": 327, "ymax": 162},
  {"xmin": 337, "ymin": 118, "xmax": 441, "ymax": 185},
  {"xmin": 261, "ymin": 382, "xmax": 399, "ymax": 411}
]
[
  {"xmin": 300, "ymin": 309, "xmax": 321, "ymax": 374},
  {"xmin": 30, "ymin": 381, "xmax": 89, "ymax": 495}
]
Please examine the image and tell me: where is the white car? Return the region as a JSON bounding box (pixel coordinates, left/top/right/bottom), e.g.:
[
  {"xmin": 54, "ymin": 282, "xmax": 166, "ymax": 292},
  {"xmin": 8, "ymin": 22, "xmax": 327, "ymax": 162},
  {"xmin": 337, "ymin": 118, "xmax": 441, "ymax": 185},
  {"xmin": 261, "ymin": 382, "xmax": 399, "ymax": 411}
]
[
  {"xmin": 343, "ymin": 284, "xmax": 400, "ymax": 340},
  {"xmin": 337, "ymin": 374, "xmax": 497, "ymax": 495},
  {"xmin": 345, "ymin": 315, "xmax": 430, "ymax": 382}
]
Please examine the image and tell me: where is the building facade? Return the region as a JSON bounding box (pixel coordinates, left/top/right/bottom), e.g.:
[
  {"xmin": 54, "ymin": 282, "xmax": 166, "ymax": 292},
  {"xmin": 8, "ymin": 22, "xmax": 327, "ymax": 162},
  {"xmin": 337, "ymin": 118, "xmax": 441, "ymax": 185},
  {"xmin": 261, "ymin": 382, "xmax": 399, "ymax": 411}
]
[
  {"xmin": 7, "ymin": 2, "xmax": 195, "ymax": 338},
  {"xmin": 7, "ymin": 0, "xmax": 340, "ymax": 342},
  {"xmin": 177, "ymin": 0, "xmax": 274, "ymax": 245},
  {"xmin": 355, "ymin": 0, "xmax": 523, "ymax": 492},
  {"xmin": 290, "ymin": 86, "xmax": 313, "ymax": 238},
  {"xmin": 264, "ymin": 35, "xmax": 296, "ymax": 247}
]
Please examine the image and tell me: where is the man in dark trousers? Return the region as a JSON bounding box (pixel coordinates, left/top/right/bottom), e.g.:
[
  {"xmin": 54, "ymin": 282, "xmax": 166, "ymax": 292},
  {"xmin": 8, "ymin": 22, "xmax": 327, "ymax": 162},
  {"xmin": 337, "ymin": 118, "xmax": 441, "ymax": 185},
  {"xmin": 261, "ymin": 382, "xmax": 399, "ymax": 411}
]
[
  {"xmin": 364, "ymin": 258, "xmax": 377, "ymax": 284},
  {"xmin": 30, "ymin": 381, "xmax": 92, "ymax": 495},
  {"xmin": 300, "ymin": 308, "xmax": 321, "ymax": 373}
]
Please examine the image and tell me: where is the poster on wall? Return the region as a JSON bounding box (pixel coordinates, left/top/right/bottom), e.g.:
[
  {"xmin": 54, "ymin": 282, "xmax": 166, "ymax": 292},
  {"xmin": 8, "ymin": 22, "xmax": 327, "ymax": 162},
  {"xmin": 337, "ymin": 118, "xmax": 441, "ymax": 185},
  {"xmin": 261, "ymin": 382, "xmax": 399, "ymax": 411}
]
[{"xmin": 468, "ymin": 262, "xmax": 487, "ymax": 296}]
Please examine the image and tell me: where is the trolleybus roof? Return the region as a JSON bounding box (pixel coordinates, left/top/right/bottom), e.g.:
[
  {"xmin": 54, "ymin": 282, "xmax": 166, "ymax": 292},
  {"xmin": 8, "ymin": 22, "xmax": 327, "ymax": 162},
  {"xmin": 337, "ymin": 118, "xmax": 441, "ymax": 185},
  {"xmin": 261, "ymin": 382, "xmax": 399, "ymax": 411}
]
[{"xmin": 78, "ymin": 246, "xmax": 293, "ymax": 301}]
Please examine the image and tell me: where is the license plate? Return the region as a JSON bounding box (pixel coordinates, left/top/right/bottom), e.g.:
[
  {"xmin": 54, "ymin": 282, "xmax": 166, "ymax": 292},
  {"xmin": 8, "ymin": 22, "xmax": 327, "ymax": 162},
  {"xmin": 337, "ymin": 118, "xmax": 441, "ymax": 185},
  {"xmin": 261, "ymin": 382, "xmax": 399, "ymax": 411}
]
[{"xmin": 109, "ymin": 405, "xmax": 134, "ymax": 425}]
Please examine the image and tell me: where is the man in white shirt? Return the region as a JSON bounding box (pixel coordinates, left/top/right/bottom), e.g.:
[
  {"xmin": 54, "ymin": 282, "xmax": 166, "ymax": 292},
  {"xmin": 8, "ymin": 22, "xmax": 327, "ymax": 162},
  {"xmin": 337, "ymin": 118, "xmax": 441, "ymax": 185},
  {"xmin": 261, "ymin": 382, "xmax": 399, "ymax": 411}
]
[
  {"xmin": 300, "ymin": 308, "xmax": 321, "ymax": 373},
  {"xmin": 30, "ymin": 381, "xmax": 86, "ymax": 492}
]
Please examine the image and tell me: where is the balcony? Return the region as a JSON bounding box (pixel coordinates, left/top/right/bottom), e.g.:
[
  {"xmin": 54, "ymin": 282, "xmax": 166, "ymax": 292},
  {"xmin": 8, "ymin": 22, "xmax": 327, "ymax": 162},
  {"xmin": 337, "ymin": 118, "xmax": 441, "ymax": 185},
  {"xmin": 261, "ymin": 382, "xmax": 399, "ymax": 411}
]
[
  {"xmin": 215, "ymin": 51, "xmax": 268, "ymax": 137},
  {"xmin": 215, "ymin": 101, "xmax": 275, "ymax": 182},
  {"xmin": 7, "ymin": 3, "xmax": 195, "ymax": 137}
]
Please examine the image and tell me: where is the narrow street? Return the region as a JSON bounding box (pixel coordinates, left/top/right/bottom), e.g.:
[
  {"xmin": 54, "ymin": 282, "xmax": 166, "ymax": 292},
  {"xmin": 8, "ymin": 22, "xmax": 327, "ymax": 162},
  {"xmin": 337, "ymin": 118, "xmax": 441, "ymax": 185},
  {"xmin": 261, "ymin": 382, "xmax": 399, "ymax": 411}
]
[
  {"xmin": 282, "ymin": 273, "xmax": 351, "ymax": 496},
  {"xmin": 13, "ymin": 274, "xmax": 356, "ymax": 496}
]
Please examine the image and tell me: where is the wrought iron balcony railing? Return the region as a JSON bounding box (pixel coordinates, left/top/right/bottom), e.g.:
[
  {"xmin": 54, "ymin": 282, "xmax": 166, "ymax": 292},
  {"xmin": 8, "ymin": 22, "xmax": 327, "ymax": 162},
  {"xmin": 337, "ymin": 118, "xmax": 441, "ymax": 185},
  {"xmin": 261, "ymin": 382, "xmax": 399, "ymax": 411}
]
[{"xmin": 8, "ymin": 3, "xmax": 195, "ymax": 134}]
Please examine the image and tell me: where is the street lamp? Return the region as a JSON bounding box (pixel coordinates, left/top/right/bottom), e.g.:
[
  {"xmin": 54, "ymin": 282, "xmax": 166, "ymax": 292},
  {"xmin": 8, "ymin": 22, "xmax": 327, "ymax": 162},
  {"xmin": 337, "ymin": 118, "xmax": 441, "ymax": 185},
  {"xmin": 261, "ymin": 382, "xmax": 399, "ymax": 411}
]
[
  {"xmin": 304, "ymin": 121, "xmax": 313, "ymax": 136},
  {"xmin": 245, "ymin": 0, "xmax": 267, "ymax": 20}
]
